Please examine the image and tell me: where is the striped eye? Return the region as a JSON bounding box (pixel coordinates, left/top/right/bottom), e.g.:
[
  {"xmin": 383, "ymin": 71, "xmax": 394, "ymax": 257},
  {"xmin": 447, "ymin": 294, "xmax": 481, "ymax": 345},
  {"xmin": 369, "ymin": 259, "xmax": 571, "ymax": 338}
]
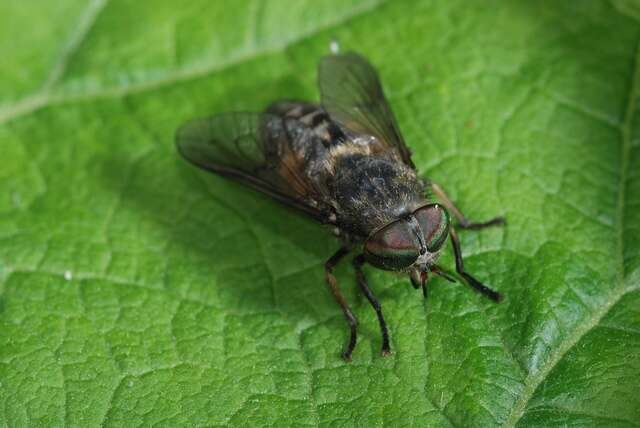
[
  {"xmin": 413, "ymin": 204, "xmax": 450, "ymax": 252},
  {"xmin": 364, "ymin": 220, "xmax": 420, "ymax": 270}
]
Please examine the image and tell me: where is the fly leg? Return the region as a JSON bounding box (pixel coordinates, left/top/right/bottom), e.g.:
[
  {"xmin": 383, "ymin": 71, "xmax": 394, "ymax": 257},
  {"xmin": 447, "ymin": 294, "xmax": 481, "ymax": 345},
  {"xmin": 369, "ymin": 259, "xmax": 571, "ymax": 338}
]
[
  {"xmin": 410, "ymin": 267, "xmax": 456, "ymax": 301},
  {"xmin": 353, "ymin": 255, "xmax": 391, "ymax": 356},
  {"xmin": 430, "ymin": 265, "xmax": 457, "ymax": 283},
  {"xmin": 430, "ymin": 182, "xmax": 505, "ymax": 230},
  {"xmin": 325, "ymin": 247, "xmax": 358, "ymax": 361},
  {"xmin": 450, "ymin": 226, "xmax": 503, "ymax": 302}
]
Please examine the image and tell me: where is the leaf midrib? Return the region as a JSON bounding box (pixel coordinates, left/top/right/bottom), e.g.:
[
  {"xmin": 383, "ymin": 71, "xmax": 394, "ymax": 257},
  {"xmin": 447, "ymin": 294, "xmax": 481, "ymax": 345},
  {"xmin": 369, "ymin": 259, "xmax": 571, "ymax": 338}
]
[{"xmin": 0, "ymin": 0, "xmax": 386, "ymax": 127}]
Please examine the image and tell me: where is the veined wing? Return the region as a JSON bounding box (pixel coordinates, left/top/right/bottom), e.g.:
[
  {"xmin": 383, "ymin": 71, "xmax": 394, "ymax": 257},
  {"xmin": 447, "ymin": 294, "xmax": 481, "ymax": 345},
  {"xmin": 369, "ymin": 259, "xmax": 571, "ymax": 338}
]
[
  {"xmin": 176, "ymin": 112, "xmax": 330, "ymax": 222},
  {"xmin": 318, "ymin": 52, "xmax": 415, "ymax": 169}
]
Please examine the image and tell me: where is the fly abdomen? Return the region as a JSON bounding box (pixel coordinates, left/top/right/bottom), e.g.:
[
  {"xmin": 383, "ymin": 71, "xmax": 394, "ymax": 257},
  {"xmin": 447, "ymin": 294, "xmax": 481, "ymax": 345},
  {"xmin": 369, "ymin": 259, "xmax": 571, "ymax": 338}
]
[{"xmin": 266, "ymin": 101, "xmax": 345, "ymax": 147}]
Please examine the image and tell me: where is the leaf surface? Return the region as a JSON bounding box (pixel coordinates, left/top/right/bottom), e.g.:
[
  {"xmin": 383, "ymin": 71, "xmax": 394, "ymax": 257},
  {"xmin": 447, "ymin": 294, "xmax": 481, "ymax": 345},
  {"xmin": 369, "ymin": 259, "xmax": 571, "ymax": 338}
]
[{"xmin": 1, "ymin": 0, "xmax": 639, "ymax": 426}]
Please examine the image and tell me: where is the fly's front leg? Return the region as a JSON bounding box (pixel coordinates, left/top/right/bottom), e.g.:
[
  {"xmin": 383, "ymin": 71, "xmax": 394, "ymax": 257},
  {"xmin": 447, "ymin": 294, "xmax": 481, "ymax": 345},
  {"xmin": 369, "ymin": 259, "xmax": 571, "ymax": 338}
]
[
  {"xmin": 430, "ymin": 265, "xmax": 457, "ymax": 284},
  {"xmin": 353, "ymin": 255, "xmax": 391, "ymax": 356},
  {"xmin": 450, "ymin": 226, "xmax": 503, "ymax": 302},
  {"xmin": 430, "ymin": 182, "xmax": 505, "ymax": 230},
  {"xmin": 325, "ymin": 247, "xmax": 358, "ymax": 361}
]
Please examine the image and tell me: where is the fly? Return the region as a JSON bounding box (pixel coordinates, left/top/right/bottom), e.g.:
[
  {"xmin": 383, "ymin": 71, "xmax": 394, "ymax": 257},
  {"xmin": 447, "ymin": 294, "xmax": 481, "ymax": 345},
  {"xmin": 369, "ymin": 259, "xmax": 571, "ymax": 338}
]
[{"xmin": 176, "ymin": 52, "xmax": 505, "ymax": 361}]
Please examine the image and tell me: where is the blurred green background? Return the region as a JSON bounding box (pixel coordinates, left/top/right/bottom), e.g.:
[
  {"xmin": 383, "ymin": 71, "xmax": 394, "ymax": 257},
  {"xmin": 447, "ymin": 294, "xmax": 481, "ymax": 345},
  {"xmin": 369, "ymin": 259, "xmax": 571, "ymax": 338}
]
[{"xmin": 1, "ymin": 0, "xmax": 639, "ymax": 426}]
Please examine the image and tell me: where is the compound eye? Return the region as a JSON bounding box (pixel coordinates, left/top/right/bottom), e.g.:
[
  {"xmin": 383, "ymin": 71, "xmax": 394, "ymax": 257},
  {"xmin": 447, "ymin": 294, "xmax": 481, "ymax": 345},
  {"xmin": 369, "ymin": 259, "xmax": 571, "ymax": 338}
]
[
  {"xmin": 364, "ymin": 220, "xmax": 420, "ymax": 270},
  {"xmin": 413, "ymin": 204, "xmax": 450, "ymax": 252}
]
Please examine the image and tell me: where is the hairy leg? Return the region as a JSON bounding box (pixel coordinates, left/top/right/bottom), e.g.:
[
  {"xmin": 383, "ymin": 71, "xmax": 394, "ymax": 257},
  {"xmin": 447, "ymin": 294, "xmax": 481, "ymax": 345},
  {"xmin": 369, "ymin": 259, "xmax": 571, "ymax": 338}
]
[
  {"xmin": 353, "ymin": 255, "xmax": 391, "ymax": 356},
  {"xmin": 449, "ymin": 226, "xmax": 503, "ymax": 302},
  {"xmin": 325, "ymin": 247, "xmax": 358, "ymax": 361}
]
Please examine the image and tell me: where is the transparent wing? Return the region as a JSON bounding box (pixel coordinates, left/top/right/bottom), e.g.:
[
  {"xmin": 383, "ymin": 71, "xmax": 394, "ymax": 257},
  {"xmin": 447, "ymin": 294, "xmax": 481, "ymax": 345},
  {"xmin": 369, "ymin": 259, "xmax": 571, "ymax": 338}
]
[
  {"xmin": 176, "ymin": 112, "xmax": 328, "ymax": 221},
  {"xmin": 318, "ymin": 52, "xmax": 415, "ymax": 168}
]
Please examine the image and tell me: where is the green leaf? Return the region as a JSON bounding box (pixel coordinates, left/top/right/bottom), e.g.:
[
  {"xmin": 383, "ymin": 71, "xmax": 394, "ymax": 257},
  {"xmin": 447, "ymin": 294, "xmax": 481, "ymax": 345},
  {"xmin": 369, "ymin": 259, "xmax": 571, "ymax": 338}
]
[{"xmin": 1, "ymin": 0, "xmax": 639, "ymax": 426}]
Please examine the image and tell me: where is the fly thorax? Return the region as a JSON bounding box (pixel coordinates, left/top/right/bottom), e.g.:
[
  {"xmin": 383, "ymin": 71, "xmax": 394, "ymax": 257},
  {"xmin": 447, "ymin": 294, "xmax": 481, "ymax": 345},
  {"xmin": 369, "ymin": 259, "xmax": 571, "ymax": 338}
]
[{"xmin": 329, "ymin": 154, "xmax": 424, "ymax": 234}]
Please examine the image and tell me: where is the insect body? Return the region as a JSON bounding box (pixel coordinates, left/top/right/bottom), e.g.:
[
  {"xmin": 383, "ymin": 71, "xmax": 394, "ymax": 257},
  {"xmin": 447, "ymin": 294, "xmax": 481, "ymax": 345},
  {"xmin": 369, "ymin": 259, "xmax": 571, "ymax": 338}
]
[{"xmin": 176, "ymin": 52, "xmax": 505, "ymax": 361}]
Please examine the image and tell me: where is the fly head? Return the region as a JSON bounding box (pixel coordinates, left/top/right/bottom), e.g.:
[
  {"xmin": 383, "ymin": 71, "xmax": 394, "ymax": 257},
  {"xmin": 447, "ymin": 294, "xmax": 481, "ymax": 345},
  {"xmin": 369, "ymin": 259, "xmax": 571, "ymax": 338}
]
[{"xmin": 363, "ymin": 203, "xmax": 451, "ymax": 276}]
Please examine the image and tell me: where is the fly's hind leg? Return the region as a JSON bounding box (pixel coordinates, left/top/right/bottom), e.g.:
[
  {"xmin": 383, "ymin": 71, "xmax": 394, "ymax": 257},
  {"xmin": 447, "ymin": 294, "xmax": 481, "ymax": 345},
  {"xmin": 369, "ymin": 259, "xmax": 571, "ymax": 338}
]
[
  {"xmin": 353, "ymin": 255, "xmax": 391, "ymax": 357},
  {"xmin": 430, "ymin": 182, "xmax": 505, "ymax": 230},
  {"xmin": 325, "ymin": 247, "xmax": 358, "ymax": 361}
]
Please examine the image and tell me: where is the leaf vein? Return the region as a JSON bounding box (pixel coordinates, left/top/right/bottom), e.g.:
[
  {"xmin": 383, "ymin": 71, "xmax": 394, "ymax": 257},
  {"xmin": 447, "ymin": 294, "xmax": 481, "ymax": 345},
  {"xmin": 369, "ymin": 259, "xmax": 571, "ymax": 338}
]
[
  {"xmin": 500, "ymin": 36, "xmax": 640, "ymax": 428},
  {"xmin": 43, "ymin": 0, "xmax": 109, "ymax": 92},
  {"xmin": 0, "ymin": 0, "xmax": 386, "ymax": 126}
]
